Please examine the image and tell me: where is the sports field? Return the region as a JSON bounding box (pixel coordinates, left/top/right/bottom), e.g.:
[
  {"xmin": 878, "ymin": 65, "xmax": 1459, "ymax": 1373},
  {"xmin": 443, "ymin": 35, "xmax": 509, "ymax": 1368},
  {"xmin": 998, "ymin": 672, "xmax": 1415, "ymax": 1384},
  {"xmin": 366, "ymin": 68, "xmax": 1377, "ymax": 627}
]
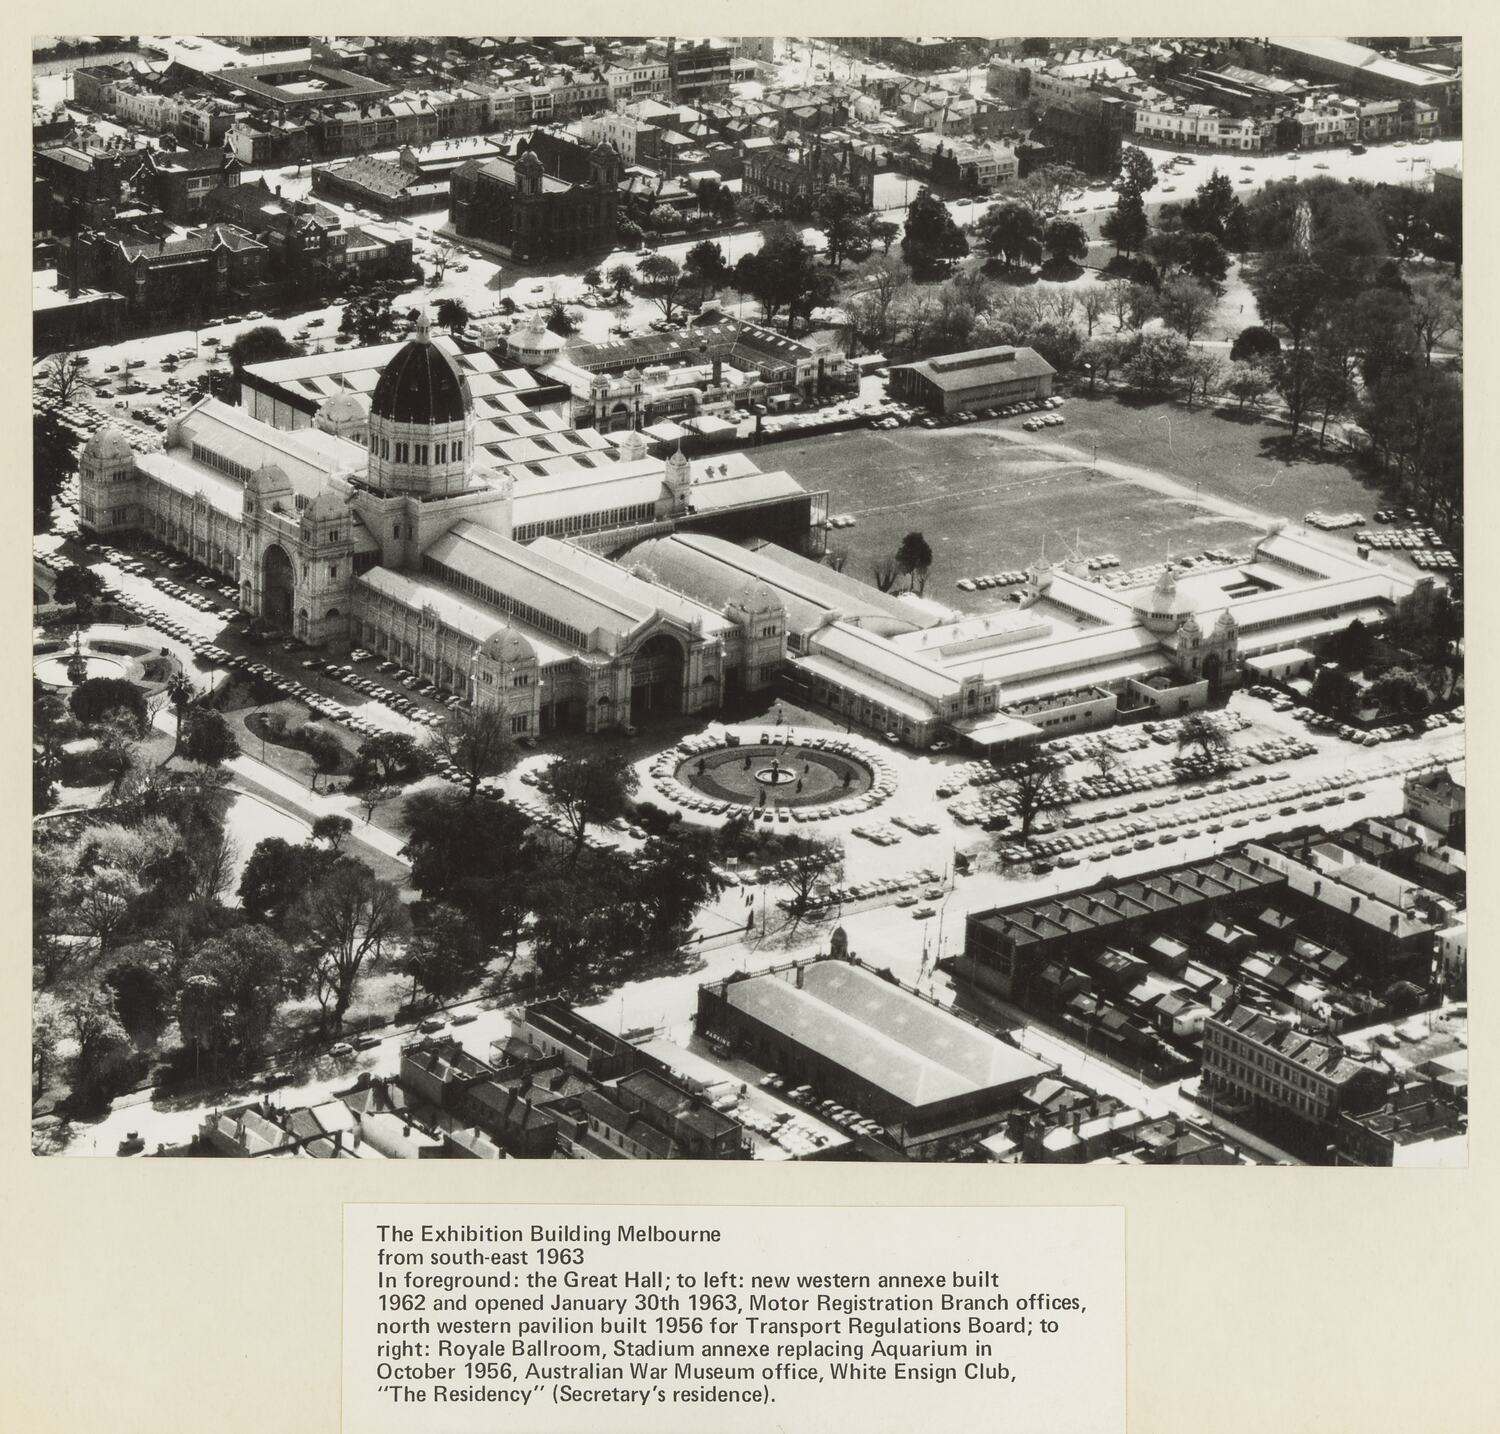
[{"xmin": 774, "ymin": 394, "xmax": 1386, "ymax": 615}]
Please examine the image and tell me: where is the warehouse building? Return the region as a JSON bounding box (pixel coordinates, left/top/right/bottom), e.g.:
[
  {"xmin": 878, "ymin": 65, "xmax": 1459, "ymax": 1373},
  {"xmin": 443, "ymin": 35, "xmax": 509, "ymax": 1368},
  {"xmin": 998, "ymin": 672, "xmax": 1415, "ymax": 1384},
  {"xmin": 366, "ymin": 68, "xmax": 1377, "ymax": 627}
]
[
  {"xmin": 696, "ymin": 958, "xmax": 1051, "ymax": 1153},
  {"xmin": 889, "ymin": 344, "xmax": 1056, "ymax": 415}
]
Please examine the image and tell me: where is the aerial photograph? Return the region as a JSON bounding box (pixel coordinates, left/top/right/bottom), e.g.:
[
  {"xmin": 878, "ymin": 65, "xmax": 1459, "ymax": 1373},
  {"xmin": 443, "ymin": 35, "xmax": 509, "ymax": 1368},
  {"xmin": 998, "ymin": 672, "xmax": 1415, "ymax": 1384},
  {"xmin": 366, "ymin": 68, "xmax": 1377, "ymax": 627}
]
[{"xmin": 31, "ymin": 35, "xmax": 1464, "ymax": 1165}]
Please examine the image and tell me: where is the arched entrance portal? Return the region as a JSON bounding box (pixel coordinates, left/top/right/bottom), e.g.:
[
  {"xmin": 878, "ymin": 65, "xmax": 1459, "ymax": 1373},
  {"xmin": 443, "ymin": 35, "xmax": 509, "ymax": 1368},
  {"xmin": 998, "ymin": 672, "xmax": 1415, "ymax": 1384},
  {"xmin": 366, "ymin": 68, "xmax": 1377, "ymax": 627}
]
[
  {"xmin": 1202, "ymin": 652, "xmax": 1224, "ymax": 691},
  {"xmin": 631, "ymin": 632, "xmax": 685, "ymax": 718},
  {"xmin": 262, "ymin": 544, "xmax": 295, "ymax": 628}
]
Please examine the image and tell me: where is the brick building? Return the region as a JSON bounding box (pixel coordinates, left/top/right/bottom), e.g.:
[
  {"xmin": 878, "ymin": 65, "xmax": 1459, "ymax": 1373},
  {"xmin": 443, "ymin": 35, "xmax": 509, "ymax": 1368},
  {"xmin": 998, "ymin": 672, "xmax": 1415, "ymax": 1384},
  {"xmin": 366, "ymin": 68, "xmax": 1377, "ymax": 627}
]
[{"xmin": 450, "ymin": 132, "xmax": 621, "ymax": 261}]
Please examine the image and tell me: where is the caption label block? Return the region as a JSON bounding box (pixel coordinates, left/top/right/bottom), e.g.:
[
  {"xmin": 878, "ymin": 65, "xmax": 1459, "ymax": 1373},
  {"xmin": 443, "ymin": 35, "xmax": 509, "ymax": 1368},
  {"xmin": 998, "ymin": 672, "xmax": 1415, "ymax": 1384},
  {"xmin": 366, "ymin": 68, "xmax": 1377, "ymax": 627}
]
[{"xmin": 343, "ymin": 1203, "xmax": 1124, "ymax": 1433}]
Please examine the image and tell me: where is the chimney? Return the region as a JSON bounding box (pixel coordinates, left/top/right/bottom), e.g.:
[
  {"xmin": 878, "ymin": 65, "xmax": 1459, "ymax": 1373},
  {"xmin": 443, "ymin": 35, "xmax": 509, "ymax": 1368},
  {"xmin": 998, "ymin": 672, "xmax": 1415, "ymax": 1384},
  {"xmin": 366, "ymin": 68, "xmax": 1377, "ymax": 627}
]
[
  {"xmin": 1313, "ymin": 880, "xmax": 1323, "ymax": 899},
  {"xmin": 1071, "ymin": 1110, "xmax": 1082, "ymax": 1133},
  {"xmin": 1389, "ymin": 913, "xmax": 1399, "ymax": 933},
  {"xmin": 1350, "ymin": 896, "xmax": 1361, "ymax": 916}
]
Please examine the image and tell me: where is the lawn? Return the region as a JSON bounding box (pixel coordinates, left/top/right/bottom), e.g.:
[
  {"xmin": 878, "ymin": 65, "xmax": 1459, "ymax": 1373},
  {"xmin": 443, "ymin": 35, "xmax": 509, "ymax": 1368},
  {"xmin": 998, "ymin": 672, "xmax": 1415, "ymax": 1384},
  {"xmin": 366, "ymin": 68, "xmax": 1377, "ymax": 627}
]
[{"xmin": 774, "ymin": 393, "xmax": 1389, "ymax": 614}]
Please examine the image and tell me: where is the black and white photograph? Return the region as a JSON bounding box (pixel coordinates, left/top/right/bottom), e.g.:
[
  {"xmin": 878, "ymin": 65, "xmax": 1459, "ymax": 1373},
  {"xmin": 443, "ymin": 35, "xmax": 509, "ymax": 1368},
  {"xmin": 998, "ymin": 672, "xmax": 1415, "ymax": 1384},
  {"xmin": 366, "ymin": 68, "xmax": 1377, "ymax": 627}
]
[{"xmin": 31, "ymin": 31, "xmax": 1465, "ymax": 1168}]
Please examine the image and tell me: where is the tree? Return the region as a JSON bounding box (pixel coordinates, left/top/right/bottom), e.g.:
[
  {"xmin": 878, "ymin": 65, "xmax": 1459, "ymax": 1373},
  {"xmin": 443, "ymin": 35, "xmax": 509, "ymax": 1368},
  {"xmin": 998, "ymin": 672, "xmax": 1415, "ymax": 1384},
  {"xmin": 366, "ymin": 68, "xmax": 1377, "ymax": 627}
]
[
  {"xmin": 1245, "ymin": 177, "xmax": 1386, "ymax": 264},
  {"xmin": 1015, "ymin": 163, "xmax": 1088, "ymax": 221},
  {"xmin": 164, "ymin": 672, "xmax": 194, "ymax": 756},
  {"xmin": 1115, "ymin": 146, "xmax": 1157, "ymax": 200},
  {"xmin": 53, "ymin": 564, "xmax": 105, "ymax": 618},
  {"xmin": 1273, "ymin": 346, "xmax": 1320, "ymax": 438},
  {"xmin": 239, "ymin": 836, "xmax": 335, "ymax": 930},
  {"xmin": 428, "ymin": 704, "xmax": 519, "ymax": 799},
  {"xmin": 1404, "ymin": 272, "xmax": 1460, "ymax": 365},
  {"xmin": 1157, "ymin": 276, "xmax": 1217, "ymax": 342},
  {"xmin": 351, "ymin": 730, "xmax": 425, "ymax": 788},
  {"xmin": 399, "ymin": 903, "xmax": 489, "ymax": 1008},
  {"xmin": 1366, "ymin": 667, "xmax": 1434, "ymax": 719},
  {"xmin": 1247, "ymin": 252, "xmax": 1332, "ymax": 352},
  {"xmin": 1115, "ymin": 281, "xmax": 1158, "ymax": 332},
  {"xmin": 1226, "ymin": 360, "xmax": 1275, "ymax": 410},
  {"xmin": 311, "ymin": 814, "xmax": 353, "ymax": 853},
  {"xmin": 605, "ymin": 262, "xmax": 635, "ymax": 300},
  {"xmin": 39, "ymin": 350, "xmax": 89, "ymax": 410},
  {"xmin": 295, "ymin": 858, "xmax": 409, "ymax": 1031},
  {"xmin": 227, "ymin": 325, "xmax": 298, "ymax": 371},
  {"xmin": 1183, "ymin": 349, "xmax": 1226, "ymax": 408},
  {"xmin": 400, "ymin": 787, "xmax": 536, "ymax": 946},
  {"xmin": 1042, "ymin": 217, "xmax": 1089, "ymax": 269},
  {"xmin": 814, "ymin": 182, "xmax": 876, "ymax": 271},
  {"xmin": 634, "ymin": 833, "xmax": 727, "ymax": 944},
  {"xmin": 683, "ymin": 239, "xmax": 729, "ymax": 297},
  {"xmin": 1361, "ymin": 365, "xmax": 1462, "ymax": 528},
  {"xmin": 427, "ymin": 244, "xmax": 454, "ymax": 283},
  {"xmin": 1180, "ymin": 168, "xmax": 1248, "ymax": 248},
  {"xmin": 536, "ymin": 749, "xmax": 640, "ymax": 857},
  {"xmin": 34, "ymin": 410, "xmax": 77, "ymax": 532},
  {"xmin": 546, "ymin": 301, "xmax": 579, "ymax": 337},
  {"xmin": 1077, "ymin": 285, "xmax": 1110, "ymax": 337},
  {"xmin": 1311, "ymin": 666, "xmax": 1361, "ymax": 719},
  {"xmin": 1176, "ymin": 713, "xmax": 1236, "ymax": 770},
  {"xmin": 63, "ymin": 988, "xmax": 132, "ymax": 1108},
  {"xmin": 180, "ymin": 708, "xmax": 238, "ymax": 769},
  {"xmin": 69, "ymin": 675, "xmax": 147, "ymax": 731},
  {"xmin": 995, "ymin": 747, "xmax": 1068, "ymax": 839},
  {"xmin": 840, "ymin": 255, "xmax": 911, "ymax": 354},
  {"xmin": 435, "ymin": 297, "xmax": 469, "ymax": 331},
  {"xmin": 32, "ymin": 995, "xmax": 65, "ymax": 1101},
  {"xmin": 895, "ymin": 531, "xmax": 934, "ymax": 594},
  {"xmin": 340, "ymin": 291, "xmax": 400, "ymax": 345},
  {"xmin": 180, "ymin": 926, "xmax": 297, "ymax": 1072},
  {"xmin": 735, "ymin": 223, "xmax": 835, "ymax": 334},
  {"xmin": 1102, "ymin": 190, "xmax": 1148, "ymax": 257},
  {"xmin": 1078, "ymin": 334, "xmax": 1123, "ymax": 391},
  {"xmin": 1123, "ymin": 329, "xmax": 1191, "ymax": 394},
  {"xmin": 870, "ymin": 554, "xmax": 900, "ymax": 592},
  {"xmin": 635, "ymin": 253, "xmax": 688, "ymax": 323},
  {"xmin": 582, "ymin": 266, "xmax": 603, "ymax": 291},
  {"xmin": 973, "ymin": 199, "xmax": 1044, "ymax": 270},
  {"xmin": 1230, "ymin": 326, "xmax": 1281, "ymax": 363},
  {"xmin": 780, "ymin": 837, "xmax": 845, "ymax": 925},
  {"xmin": 1177, "ymin": 232, "xmax": 1231, "ymax": 287},
  {"xmin": 901, "ymin": 187, "xmax": 969, "ymax": 276}
]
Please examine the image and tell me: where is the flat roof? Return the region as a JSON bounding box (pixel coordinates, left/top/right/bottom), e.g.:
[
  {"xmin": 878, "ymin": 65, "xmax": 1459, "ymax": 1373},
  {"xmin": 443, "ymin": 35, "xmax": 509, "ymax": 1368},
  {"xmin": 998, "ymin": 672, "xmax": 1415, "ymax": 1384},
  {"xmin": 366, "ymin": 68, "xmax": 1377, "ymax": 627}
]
[{"xmin": 722, "ymin": 962, "xmax": 1048, "ymax": 1110}]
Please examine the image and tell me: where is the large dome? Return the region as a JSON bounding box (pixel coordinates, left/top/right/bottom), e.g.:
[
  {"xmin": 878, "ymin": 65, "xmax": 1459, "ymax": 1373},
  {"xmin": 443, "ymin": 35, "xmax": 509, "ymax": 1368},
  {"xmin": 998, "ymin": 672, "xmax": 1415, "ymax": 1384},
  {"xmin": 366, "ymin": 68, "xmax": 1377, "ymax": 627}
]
[{"xmin": 370, "ymin": 320, "xmax": 469, "ymax": 426}]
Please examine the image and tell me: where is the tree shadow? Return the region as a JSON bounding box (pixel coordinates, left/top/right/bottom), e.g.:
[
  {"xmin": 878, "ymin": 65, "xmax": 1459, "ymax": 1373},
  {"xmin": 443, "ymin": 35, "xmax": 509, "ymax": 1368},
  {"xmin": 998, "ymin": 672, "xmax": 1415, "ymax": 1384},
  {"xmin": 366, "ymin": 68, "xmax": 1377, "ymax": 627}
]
[
  {"xmin": 1038, "ymin": 259, "xmax": 1085, "ymax": 283},
  {"xmin": 1257, "ymin": 432, "xmax": 1352, "ymax": 468}
]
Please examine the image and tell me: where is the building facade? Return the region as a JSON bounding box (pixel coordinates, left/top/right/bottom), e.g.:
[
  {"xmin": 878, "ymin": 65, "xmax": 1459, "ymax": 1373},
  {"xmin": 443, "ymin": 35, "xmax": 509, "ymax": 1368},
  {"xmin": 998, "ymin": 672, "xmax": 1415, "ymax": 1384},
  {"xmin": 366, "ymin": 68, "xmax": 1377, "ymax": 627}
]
[{"xmin": 449, "ymin": 133, "xmax": 621, "ymax": 261}]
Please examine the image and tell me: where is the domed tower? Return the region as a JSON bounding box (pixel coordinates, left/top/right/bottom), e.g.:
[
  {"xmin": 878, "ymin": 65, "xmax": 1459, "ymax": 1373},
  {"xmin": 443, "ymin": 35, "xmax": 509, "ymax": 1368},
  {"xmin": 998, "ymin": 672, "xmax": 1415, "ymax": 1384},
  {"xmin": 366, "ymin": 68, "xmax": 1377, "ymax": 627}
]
[
  {"xmin": 1137, "ymin": 565, "xmax": 1190, "ymax": 636},
  {"xmin": 472, "ymin": 628, "xmax": 540, "ymax": 729},
  {"xmin": 314, "ymin": 390, "xmax": 369, "ymax": 446},
  {"xmin": 78, "ymin": 426, "xmax": 136, "ymax": 537},
  {"xmin": 365, "ymin": 315, "xmax": 474, "ymax": 498}
]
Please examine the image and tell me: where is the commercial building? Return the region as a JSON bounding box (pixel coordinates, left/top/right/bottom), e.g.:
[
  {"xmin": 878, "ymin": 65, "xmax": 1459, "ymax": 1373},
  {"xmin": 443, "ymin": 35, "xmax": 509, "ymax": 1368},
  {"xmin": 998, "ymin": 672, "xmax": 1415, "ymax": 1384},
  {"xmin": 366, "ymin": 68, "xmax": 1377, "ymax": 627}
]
[
  {"xmin": 1201, "ymin": 1002, "xmax": 1390, "ymax": 1138},
  {"xmin": 962, "ymin": 853, "xmax": 1284, "ymax": 1001},
  {"xmin": 1404, "ymin": 762, "xmax": 1465, "ymax": 841},
  {"xmin": 890, "ymin": 345, "xmax": 1056, "ymax": 415},
  {"xmin": 1335, "ymin": 1079, "xmax": 1466, "ymax": 1166},
  {"xmin": 697, "ymin": 958, "xmax": 1051, "ymax": 1153}
]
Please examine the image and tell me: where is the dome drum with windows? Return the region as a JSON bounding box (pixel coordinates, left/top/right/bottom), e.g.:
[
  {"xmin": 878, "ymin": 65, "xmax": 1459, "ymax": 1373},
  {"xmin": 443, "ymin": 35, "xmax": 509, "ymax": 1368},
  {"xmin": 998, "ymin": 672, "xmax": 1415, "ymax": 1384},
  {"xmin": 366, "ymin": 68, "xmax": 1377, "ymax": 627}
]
[{"xmin": 365, "ymin": 314, "xmax": 475, "ymax": 499}]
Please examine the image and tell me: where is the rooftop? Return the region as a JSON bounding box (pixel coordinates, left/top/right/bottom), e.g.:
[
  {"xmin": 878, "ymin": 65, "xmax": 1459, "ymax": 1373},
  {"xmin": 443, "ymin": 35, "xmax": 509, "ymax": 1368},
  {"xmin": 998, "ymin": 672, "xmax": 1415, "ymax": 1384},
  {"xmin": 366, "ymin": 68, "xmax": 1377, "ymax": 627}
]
[{"xmin": 715, "ymin": 960, "xmax": 1048, "ymax": 1110}]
